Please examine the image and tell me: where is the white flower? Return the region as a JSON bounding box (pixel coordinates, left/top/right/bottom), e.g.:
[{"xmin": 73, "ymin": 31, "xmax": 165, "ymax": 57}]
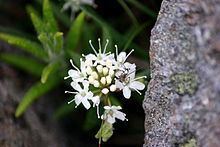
[
  {"xmin": 66, "ymin": 80, "xmax": 93, "ymax": 109},
  {"xmin": 115, "ymin": 62, "xmax": 146, "ymax": 99},
  {"xmin": 101, "ymin": 106, "xmax": 127, "ymax": 124},
  {"xmin": 114, "ymin": 45, "xmax": 134, "ymax": 70},
  {"xmin": 62, "ymin": 0, "xmax": 94, "ymax": 19},
  {"xmin": 64, "ymin": 59, "xmax": 87, "ymax": 83},
  {"xmin": 89, "ymin": 95, "xmax": 101, "ymax": 118},
  {"xmin": 84, "ymin": 39, "xmax": 115, "ymax": 66}
]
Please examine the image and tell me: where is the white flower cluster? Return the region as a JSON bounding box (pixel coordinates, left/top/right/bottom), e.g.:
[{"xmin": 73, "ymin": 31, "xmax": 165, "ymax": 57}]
[
  {"xmin": 65, "ymin": 39, "xmax": 146, "ymax": 124},
  {"xmin": 62, "ymin": 0, "xmax": 94, "ymax": 18}
]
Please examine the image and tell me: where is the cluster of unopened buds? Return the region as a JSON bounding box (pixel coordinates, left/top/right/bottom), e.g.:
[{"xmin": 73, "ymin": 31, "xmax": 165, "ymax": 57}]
[{"xmin": 65, "ymin": 38, "xmax": 146, "ymax": 142}]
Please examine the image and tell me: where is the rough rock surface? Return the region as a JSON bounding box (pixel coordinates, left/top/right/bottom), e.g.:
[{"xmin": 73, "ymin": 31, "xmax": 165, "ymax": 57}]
[{"xmin": 143, "ymin": 0, "xmax": 220, "ymax": 146}]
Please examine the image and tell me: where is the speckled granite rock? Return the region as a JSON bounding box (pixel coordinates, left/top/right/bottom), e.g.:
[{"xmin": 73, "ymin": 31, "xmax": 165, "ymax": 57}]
[{"xmin": 143, "ymin": 0, "xmax": 220, "ymax": 146}]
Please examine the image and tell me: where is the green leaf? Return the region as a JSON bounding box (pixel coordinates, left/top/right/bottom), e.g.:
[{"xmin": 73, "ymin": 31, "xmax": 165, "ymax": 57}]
[
  {"xmin": 123, "ymin": 23, "xmax": 149, "ymax": 50},
  {"xmin": 95, "ymin": 122, "xmax": 113, "ymax": 142},
  {"xmin": 53, "ymin": 32, "xmax": 64, "ymax": 53},
  {"xmin": 126, "ymin": 0, "xmax": 157, "ymax": 18},
  {"xmin": 43, "ymin": 0, "xmax": 58, "ymax": 33},
  {"xmin": 0, "ymin": 33, "xmax": 47, "ymax": 59},
  {"xmin": 26, "ymin": 5, "xmax": 45, "ymax": 35},
  {"xmin": 84, "ymin": 107, "xmax": 100, "ymax": 131},
  {"xmin": 117, "ymin": 0, "xmax": 139, "ymax": 26},
  {"xmin": 66, "ymin": 50, "xmax": 81, "ymax": 67},
  {"xmin": 41, "ymin": 61, "xmax": 60, "ymax": 83},
  {"xmin": 52, "ymin": 2, "xmax": 71, "ymax": 28},
  {"xmin": 53, "ymin": 103, "xmax": 76, "ymax": 120},
  {"xmin": 15, "ymin": 77, "xmax": 60, "ymax": 117},
  {"xmin": 102, "ymin": 27, "xmax": 113, "ymax": 52},
  {"xmin": 81, "ymin": 6, "xmax": 148, "ymax": 60},
  {"xmin": 0, "ymin": 53, "xmax": 44, "ymax": 77},
  {"xmin": 65, "ymin": 12, "xmax": 85, "ymax": 51}
]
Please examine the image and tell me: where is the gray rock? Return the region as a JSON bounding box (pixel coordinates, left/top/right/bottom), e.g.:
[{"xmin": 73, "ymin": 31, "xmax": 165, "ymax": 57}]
[{"xmin": 143, "ymin": 0, "xmax": 220, "ymax": 146}]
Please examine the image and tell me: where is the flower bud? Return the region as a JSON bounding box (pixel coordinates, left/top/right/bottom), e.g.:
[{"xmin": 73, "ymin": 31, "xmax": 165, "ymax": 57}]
[
  {"xmin": 109, "ymin": 69, "xmax": 114, "ymax": 77},
  {"xmin": 100, "ymin": 77, "xmax": 106, "ymax": 85},
  {"xmin": 85, "ymin": 59, "xmax": 93, "ymax": 66},
  {"xmin": 102, "ymin": 88, "xmax": 109, "ymax": 95},
  {"xmin": 88, "ymin": 76, "xmax": 95, "ymax": 84},
  {"xmin": 96, "ymin": 65, "xmax": 103, "ymax": 73},
  {"xmin": 102, "ymin": 67, "xmax": 109, "ymax": 76},
  {"xmin": 86, "ymin": 66, "xmax": 93, "ymax": 75},
  {"xmin": 91, "ymin": 71, "xmax": 98, "ymax": 79},
  {"xmin": 106, "ymin": 60, "xmax": 112, "ymax": 67},
  {"xmin": 93, "ymin": 80, "xmax": 100, "ymax": 88},
  {"xmin": 110, "ymin": 84, "xmax": 117, "ymax": 92},
  {"xmin": 106, "ymin": 76, "xmax": 112, "ymax": 84}
]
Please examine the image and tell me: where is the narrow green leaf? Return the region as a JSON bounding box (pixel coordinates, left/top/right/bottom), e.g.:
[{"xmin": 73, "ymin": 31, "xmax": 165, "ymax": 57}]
[
  {"xmin": 126, "ymin": 0, "xmax": 157, "ymax": 18},
  {"xmin": 41, "ymin": 61, "xmax": 60, "ymax": 83},
  {"xmin": 26, "ymin": 5, "xmax": 45, "ymax": 34},
  {"xmin": 81, "ymin": 6, "xmax": 148, "ymax": 60},
  {"xmin": 52, "ymin": 3, "xmax": 71, "ymax": 28},
  {"xmin": 53, "ymin": 32, "xmax": 64, "ymax": 53},
  {"xmin": 102, "ymin": 27, "xmax": 113, "ymax": 52},
  {"xmin": 53, "ymin": 103, "xmax": 76, "ymax": 120},
  {"xmin": 15, "ymin": 77, "xmax": 60, "ymax": 117},
  {"xmin": 0, "ymin": 53, "xmax": 44, "ymax": 77},
  {"xmin": 43, "ymin": 0, "xmax": 58, "ymax": 33},
  {"xmin": 123, "ymin": 23, "xmax": 149, "ymax": 50},
  {"xmin": 0, "ymin": 33, "xmax": 47, "ymax": 59},
  {"xmin": 65, "ymin": 12, "xmax": 85, "ymax": 51},
  {"xmin": 66, "ymin": 51, "xmax": 81, "ymax": 67},
  {"xmin": 117, "ymin": 0, "xmax": 139, "ymax": 26}
]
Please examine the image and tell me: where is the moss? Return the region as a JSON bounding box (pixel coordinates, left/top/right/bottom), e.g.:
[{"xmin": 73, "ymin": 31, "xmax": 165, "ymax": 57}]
[
  {"xmin": 170, "ymin": 72, "xmax": 198, "ymax": 95},
  {"xmin": 181, "ymin": 138, "xmax": 197, "ymax": 147}
]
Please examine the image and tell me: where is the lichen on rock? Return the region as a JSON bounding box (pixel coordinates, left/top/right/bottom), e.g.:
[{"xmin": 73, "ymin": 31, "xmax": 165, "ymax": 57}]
[{"xmin": 170, "ymin": 72, "xmax": 198, "ymax": 95}]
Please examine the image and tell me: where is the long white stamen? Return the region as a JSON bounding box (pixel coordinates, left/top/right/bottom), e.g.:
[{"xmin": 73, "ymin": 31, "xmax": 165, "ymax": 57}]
[
  {"xmin": 89, "ymin": 40, "xmax": 98, "ymax": 55},
  {"xmin": 124, "ymin": 49, "xmax": 134, "ymax": 61},
  {"xmin": 98, "ymin": 38, "xmax": 101, "ymax": 54},
  {"xmin": 65, "ymin": 91, "xmax": 78, "ymax": 94},
  {"xmin": 133, "ymin": 88, "xmax": 142, "ymax": 95},
  {"xmin": 68, "ymin": 98, "xmax": 75, "ymax": 104},
  {"xmin": 115, "ymin": 45, "xmax": 118, "ymax": 57},
  {"xmin": 132, "ymin": 76, "xmax": 147, "ymax": 82},
  {"xmin": 70, "ymin": 59, "xmax": 80, "ymax": 72},
  {"xmin": 64, "ymin": 76, "xmax": 70, "ymax": 79},
  {"xmin": 103, "ymin": 39, "xmax": 109, "ymax": 54}
]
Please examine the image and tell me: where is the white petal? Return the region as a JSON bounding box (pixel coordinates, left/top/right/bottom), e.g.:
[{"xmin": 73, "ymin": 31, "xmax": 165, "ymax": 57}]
[
  {"xmin": 130, "ymin": 81, "xmax": 145, "ymax": 90},
  {"xmin": 115, "ymin": 111, "xmax": 126, "ymax": 121},
  {"xmin": 112, "ymin": 106, "xmax": 122, "ymax": 110},
  {"xmin": 82, "ymin": 80, "xmax": 90, "ymax": 91},
  {"xmin": 75, "ymin": 94, "xmax": 82, "ymax": 106},
  {"xmin": 107, "ymin": 116, "xmax": 116, "ymax": 124},
  {"xmin": 104, "ymin": 106, "xmax": 111, "ymax": 110},
  {"xmin": 71, "ymin": 82, "xmax": 82, "ymax": 92},
  {"xmin": 123, "ymin": 86, "xmax": 131, "ymax": 99},
  {"xmin": 81, "ymin": 98, "xmax": 91, "ymax": 110},
  {"xmin": 85, "ymin": 91, "xmax": 94, "ymax": 100},
  {"xmin": 118, "ymin": 52, "xmax": 126, "ymax": 62},
  {"xmin": 68, "ymin": 69, "xmax": 79, "ymax": 78},
  {"xmin": 115, "ymin": 79, "xmax": 124, "ymax": 90},
  {"xmin": 86, "ymin": 54, "xmax": 97, "ymax": 61}
]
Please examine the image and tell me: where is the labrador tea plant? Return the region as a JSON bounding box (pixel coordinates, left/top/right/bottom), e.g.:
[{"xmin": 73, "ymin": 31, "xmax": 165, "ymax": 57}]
[{"xmin": 65, "ymin": 39, "xmax": 146, "ymax": 144}]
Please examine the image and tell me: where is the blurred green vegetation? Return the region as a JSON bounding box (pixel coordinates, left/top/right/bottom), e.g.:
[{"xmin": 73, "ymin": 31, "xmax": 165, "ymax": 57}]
[{"xmin": 0, "ymin": 0, "xmax": 161, "ymax": 146}]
